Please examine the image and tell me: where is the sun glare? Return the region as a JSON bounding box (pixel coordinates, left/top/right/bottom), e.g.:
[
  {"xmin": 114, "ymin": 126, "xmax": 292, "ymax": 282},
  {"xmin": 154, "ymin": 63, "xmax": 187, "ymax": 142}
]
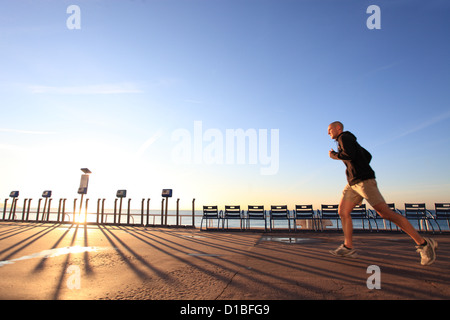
[{"xmin": 74, "ymin": 213, "xmax": 87, "ymax": 224}]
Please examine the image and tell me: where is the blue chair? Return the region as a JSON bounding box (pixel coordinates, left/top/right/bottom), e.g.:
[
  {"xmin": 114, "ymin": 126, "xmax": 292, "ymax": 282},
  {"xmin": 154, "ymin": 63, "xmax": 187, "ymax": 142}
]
[
  {"xmin": 201, "ymin": 206, "xmax": 221, "ymax": 230},
  {"xmin": 222, "ymin": 205, "xmax": 244, "ymax": 230},
  {"xmin": 319, "ymin": 204, "xmax": 340, "ymax": 230},
  {"xmin": 404, "ymin": 203, "xmax": 438, "ymax": 233},
  {"xmin": 269, "ymin": 205, "xmax": 291, "ymax": 231},
  {"xmin": 293, "ymin": 205, "xmax": 318, "ymax": 231},
  {"xmin": 434, "ymin": 203, "xmax": 449, "ymax": 232},
  {"xmin": 350, "ymin": 204, "xmax": 378, "ymax": 231},
  {"xmin": 246, "ymin": 205, "xmax": 267, "ymax": 231}
]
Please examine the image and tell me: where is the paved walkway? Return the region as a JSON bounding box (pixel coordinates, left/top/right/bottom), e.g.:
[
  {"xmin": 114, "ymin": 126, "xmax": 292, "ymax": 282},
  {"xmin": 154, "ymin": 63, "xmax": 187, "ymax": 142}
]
[{"xmin": 0, "ymin": 221, "xmax": 449, "ymax": 301}]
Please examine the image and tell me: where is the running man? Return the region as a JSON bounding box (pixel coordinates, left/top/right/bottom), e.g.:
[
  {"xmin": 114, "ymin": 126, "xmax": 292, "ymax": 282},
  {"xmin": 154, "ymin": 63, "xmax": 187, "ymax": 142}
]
[{"xmin": 327, "ymin": 121, "xmax": 437, "ymax": 265}]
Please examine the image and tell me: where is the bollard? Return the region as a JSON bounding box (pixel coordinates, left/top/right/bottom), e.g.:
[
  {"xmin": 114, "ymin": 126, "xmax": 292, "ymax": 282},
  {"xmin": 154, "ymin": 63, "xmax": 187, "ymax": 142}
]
[
  {"xmin": 101, "ymin": 199, "xmax": 105, "ymax": 223},
  {"xmin": 96, "ymin": 198, "xmax": 101, "ymax": 223},
  {"xmin": 96, "ymin": 198, "xmax": 104, "ymax": 224},
  {"xmin": 141, "ymin": 199, "xmax": 145, "ymax": 226},
  {"xmin": 22, "ymin": 199, "xmax": 28, "ymax": 221},
  {"xmin": 37, "ymin": 199, "xmax": 42, "ymax": 221},
  {"xmin": 161, "ymin": 198, "xmax": 165, "ymax": 225},
  {"xmin": 57, "ymin": 199, "xmax": 63, "ymax": 222},
  {"xmin": 26, "ymin": 199, "xmax": 32, "ymax": 221},
  {"xmin": 73, "ymin": 198, "xmax": 78, "ymax": 223},
  {"xmin": 192, "ymin": 198, "xmax": 196, "ymax": 228},
  {"xmin": 2, "ymin": 199, "xmax": 8, "ymax": 220},
  {"xmin": 61, "ymin": 199, "xmax": 67, "ymax": 223},
  {"xmin": 146, "ymin": 198, "xmax": 151, "ymax": 226},
  {"xmin": 127, "ymin": 198, "xmax": 132, "ymax": 224},
  {"xmin": 176, "ymin": 198, "xmax": 180, "ymax": 226},
  {"xmin": 114, "ymin": 198, "xmax": 118, "ymax": 224}
]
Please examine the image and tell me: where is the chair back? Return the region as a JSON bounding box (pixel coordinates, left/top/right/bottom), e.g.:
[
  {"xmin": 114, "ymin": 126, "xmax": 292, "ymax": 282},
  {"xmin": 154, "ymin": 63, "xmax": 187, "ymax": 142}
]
[
  {"xmin": 435, "ymin": 203, "xmax": 450, "ymax": 218},
  {"xmin": 404, "ymin": 203, "xmax": 427, "ymax": 218},
  {"xmin": 350, "ymin": 204, "xmax": 367, "ymax": 218},
  {"xmin": 203, "ymin": 205, "xmax": 219, "ymax": 218},
  {"xmin": 321, "ymin": 204, "xmax": 339, "ymax": 218},
  {"xmin": 294, "ymin": 205, "xmax": 314, "ymax": 218},
  {"xmin": 224, "ymin": 205, "xmax": 241, "ymax": 217},
  {"xmin": 270, "ymin": 205, "xmax": 289, "ymax": 217},
  {"xmin": 248, "ymin": 205, "xmax": 265, "ymax": 218}
]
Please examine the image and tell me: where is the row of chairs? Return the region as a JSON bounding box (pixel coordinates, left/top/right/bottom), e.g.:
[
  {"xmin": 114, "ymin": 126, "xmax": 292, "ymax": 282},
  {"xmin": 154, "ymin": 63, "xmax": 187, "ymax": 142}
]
[{"xmin": 200, "ymin": 203, "xmax": 450, "ymax": 233}]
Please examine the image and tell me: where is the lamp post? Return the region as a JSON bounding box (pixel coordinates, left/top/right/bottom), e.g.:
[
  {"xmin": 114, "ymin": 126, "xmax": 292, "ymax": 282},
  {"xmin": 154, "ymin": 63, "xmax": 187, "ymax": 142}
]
[
  {"xmin": 77, "ymin": 168, "xmax": 91, "ymax": 222},
  {"xmin": 162, "ymin": 189, "xmax": 172, "ymax": 225},
  {"xmin": 42, "ymin": 190, "xmax": 52, "ymax": 221},
  {"xmin": 115, "ymin": 189, "xmax": 127, "ymax": 224}
]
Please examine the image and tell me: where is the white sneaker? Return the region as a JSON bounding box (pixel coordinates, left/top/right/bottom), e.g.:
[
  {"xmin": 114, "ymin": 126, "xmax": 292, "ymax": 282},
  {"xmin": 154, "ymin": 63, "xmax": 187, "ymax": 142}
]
[
  {"xmin": 330, "ymin": 244, "xmax": 357, "ymax": 258},
  {"xmin": 416, "ymin": 237, "xmax": 438, "ymax": 266}
]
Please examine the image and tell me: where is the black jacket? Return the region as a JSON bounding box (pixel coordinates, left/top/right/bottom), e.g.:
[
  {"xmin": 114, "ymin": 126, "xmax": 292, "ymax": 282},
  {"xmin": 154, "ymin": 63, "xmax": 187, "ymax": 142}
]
[{"xmin": 330, "ymin": 131, "xmax": 375, "ymax": 185}]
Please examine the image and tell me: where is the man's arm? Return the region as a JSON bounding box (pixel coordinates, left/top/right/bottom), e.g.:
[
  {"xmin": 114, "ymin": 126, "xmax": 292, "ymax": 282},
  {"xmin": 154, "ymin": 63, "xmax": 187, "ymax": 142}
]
[{"xmin": 329, "ymin": 134, "xmax": 358, "ymax": 160}]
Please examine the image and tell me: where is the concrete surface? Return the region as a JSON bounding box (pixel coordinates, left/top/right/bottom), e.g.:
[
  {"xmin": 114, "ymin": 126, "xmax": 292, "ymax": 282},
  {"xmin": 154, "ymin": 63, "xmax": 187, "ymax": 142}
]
[{"xmin": 0, "ymin": 221, "xmax": 449, "ymax": 301}]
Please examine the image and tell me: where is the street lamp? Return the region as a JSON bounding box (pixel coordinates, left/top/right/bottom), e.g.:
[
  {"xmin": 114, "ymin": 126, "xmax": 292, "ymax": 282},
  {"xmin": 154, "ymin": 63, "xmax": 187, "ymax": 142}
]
[
  {"xmin": 162, "ymin": 189, "xmax": 172, "ymax": 225},
  {"xmin": 77, "ymin": 168, "xmax": 91, "ymax": 222},
  {"xmin": 78, "ymin": 168, "xmax": 91, "ymax": 194}
]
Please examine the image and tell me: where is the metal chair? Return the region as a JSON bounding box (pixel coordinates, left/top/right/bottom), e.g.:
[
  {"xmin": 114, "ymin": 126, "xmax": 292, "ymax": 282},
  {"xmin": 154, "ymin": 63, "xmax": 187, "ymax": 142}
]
[
  {"xmin": 222, "ymin": 205, "xmax": 244, "ymax": 230},
  {"xmin": 246, "ymin": 205, "xmax": 267, "ymax": 231},
  {"xmin": 404, "ymin": 203, "xmax": 438, "ymax": 233},
  {"xmin": 200, "ymin": 205, "xmax": 221, "ymax": 230},
  {"xmin": 434, "ymin": 203, "xmax": 449, "ymax": 232},
  {"xmin": 350, "ymin": 204, "xmax": 378, "ymax": 231},
  {"xmin": 293, "ymin": 205, "xmax": 318, "ymax": 231},
  {"xmin": 319, "ymin": 204, "xmax": 340, "ymax": 230},
  {"xmin": 269, "ymin": 205, "xmax": 291, "ymax": 231}
]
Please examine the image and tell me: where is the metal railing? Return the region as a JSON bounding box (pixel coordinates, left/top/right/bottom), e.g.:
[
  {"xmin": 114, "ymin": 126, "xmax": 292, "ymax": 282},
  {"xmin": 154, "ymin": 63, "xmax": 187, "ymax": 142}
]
[{"xmin": 1, "ymin": 197, "xmax": 197, "ymax": 228}]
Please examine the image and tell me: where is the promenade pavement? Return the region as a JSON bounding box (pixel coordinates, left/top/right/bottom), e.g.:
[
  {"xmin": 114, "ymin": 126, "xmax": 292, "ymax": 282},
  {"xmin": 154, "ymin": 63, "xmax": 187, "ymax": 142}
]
[{"xmin": 0, "ymin": 221, "xmax": 449, "ymax": 301}]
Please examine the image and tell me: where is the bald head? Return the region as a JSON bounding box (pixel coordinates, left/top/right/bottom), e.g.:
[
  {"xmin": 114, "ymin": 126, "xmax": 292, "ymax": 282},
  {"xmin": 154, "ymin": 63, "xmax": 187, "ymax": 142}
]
[
  {"xmin": 330, "ymin": 121, "xmax": 343, "ymax": 130},
  {"xmin": 328, "ymin": 121, "xmax": 344, "ymax": 140}
]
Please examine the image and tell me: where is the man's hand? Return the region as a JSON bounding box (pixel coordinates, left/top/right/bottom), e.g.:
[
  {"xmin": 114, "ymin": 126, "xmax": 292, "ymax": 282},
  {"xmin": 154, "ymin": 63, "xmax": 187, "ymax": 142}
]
[{"xmin": 329, "ymin": 149, "xmax": 338, "ymax": 159}]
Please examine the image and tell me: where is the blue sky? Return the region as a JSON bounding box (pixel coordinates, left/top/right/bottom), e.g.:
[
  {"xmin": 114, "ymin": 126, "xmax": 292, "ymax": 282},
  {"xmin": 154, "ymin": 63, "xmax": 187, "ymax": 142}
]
[{"xmin": 1, "ymin": 0, "xmax": 449, "ymax": 210}]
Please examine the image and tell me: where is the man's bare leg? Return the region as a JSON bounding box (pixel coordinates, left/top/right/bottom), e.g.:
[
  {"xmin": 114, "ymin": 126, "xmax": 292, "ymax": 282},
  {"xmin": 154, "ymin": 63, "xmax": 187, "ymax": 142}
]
[
  {"xmin": 338, "ymin": 198, "xmax": 358, "ymax": 248},
  {"xmin": 372, "ymin": 202, "xmax": 425, "ymax": 245},
  {"xmin": 372, "ymin": 202, "xmax": 438, "ymax": 265}
]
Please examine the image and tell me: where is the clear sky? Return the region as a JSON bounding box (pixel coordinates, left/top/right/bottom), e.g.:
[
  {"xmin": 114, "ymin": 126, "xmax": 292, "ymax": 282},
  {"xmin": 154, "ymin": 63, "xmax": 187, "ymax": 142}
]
[{"xmin": 1, "ymin": 0, "xmax": 449, "ymax": 210}]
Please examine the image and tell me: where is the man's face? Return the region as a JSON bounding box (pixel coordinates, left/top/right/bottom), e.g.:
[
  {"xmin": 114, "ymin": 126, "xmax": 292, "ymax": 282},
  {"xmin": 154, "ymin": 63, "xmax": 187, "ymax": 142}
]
[{"xmin": 328, "ymin": 124, "xmax": 340, "ymax": 140}]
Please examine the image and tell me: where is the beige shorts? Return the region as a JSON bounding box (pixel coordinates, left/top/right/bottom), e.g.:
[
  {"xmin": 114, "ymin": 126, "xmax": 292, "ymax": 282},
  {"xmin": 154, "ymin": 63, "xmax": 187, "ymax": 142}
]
[{"xmin": 341, "ymin": 179, "xmax": 385, "ymax": 207}]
